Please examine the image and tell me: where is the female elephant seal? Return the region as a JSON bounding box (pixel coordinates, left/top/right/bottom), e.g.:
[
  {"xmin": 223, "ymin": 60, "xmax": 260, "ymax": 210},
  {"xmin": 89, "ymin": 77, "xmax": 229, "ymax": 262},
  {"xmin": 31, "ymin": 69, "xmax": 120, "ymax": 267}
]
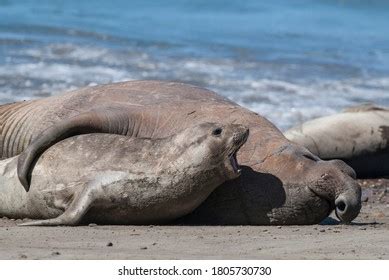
[
  {"xmin": 0, "ymin": 80, "xmax": 361, "ymax": 224},
  {"xmin": 0, "ymin": 123, "xmax": 249, "ymax": 225},
  {"xmin": 285, "ymin": 104, "xmax": 389, "ymax": 178}
]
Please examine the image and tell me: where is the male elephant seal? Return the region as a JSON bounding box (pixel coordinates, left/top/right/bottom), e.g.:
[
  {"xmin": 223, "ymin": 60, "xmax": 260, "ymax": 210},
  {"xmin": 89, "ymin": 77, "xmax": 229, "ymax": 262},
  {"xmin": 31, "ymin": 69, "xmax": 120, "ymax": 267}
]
[
  {"xmin": 285, "ymin": 104, "xmax": 389, "ymax": 178},
  {"xmin": 0, "ymin": 123, "xmax": 249, "ymax": 225},
  {"xmin": 0, "ymin": 80, "xmax": 361, "ymax": 224}
]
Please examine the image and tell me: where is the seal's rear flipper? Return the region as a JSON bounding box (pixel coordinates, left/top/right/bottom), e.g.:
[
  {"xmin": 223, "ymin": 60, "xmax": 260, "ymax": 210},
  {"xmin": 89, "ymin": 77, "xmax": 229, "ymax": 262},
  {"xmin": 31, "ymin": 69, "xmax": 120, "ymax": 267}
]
[
  {"xmin": 18, "ymin": 184, "xmax": 95, "ymax": 226},
  {"xmin": 17, "ymin": 106, "xmax": 136, "ymax": 192}
]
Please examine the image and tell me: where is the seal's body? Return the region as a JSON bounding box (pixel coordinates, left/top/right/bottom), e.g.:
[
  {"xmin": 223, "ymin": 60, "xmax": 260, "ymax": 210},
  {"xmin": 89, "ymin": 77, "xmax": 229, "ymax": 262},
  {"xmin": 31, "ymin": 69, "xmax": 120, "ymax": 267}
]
[
  {"xmin": 0, "ymin": 81, "xmax": 361, "ymax": 224},
  {"xmin": 285, "ymin": 105, "xmax": 389, "ymax": 178},
  {"xmin": 0, "ymin": 123, "xmax": 248, "ymax": 226}
]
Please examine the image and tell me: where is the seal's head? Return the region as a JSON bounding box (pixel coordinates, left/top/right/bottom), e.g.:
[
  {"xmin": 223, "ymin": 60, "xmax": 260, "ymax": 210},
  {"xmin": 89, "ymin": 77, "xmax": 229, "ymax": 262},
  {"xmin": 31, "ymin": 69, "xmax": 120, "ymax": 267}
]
[
  {"xmin": 256, "ymin": 142, "xmax": 361, "ymax": 224},
  {"xmin": 173, "ymin": 122, "xmax": 249, "ymax": 180}
]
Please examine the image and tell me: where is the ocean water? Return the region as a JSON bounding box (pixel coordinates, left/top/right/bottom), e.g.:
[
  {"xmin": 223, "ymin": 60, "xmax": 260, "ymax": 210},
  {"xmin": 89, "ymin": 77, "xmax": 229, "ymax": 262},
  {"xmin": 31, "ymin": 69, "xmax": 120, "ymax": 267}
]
[{"xmin": 0, "ymin": 0, "xmax": 388, "ymax": 130}]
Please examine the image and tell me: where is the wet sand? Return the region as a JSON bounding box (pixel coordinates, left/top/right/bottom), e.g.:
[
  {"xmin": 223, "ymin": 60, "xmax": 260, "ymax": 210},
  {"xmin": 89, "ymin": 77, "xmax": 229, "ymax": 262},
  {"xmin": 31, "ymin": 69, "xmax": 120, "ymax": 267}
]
[{"xmin": 0, "ymin": 179, "xmax": 388, "ymax": 260}]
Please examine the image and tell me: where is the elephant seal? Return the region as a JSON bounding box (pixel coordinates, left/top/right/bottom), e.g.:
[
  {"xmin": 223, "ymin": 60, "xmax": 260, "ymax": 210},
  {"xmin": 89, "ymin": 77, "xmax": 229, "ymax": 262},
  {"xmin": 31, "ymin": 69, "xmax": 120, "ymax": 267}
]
[
  {"xmin": 0, "ymin": 123, "xmax": 249, "ymax": 225},
  {"xmin": 285, "ymin": 104, "xmax": 389, "ymax": 178},
  {"xmin": 0, "ymin": 80, "xmax": 361, "ymax": 224}
]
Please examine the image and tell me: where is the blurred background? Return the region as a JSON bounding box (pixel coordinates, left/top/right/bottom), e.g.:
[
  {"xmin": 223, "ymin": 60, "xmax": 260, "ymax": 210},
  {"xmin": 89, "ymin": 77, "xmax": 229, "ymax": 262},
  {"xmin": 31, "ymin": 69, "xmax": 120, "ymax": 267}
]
[{"xmin": 0, "ymin": 0, "xmax": 388, "ymax": 130}]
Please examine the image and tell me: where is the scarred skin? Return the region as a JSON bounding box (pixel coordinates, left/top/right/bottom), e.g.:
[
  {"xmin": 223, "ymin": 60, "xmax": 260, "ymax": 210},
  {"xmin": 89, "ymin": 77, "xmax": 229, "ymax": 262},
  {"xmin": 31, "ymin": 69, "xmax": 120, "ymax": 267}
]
[
  {"xmin": 0, "ymin": 80, "xmax": 361, "ymax": 224},
  {"xmin": 0, "ymin": 123, "xmax": 248, "ymax": 225}
]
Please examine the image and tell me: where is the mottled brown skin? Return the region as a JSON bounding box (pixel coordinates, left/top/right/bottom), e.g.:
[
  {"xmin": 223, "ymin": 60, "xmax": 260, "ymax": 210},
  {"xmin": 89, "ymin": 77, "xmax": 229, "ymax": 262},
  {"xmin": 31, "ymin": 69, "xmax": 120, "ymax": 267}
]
[
  {"xmin": 0, "ymin": 123, "xmax": 248, "ymax": 226},
  {"xmin": 0, "ymin": 80, "xmax": 361, "ymax": 224}
]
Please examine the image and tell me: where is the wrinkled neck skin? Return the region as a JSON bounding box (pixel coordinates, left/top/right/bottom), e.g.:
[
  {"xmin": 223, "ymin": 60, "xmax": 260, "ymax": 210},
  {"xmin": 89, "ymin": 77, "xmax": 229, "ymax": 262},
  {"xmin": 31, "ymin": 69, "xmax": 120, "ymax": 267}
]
[
  {"xmin": 159, "ymin": 137, "xmax": 228, "ymax": 182},
  {"xmin": 161, "ymin": 135, "xmax": 227, "ymax": 185}
]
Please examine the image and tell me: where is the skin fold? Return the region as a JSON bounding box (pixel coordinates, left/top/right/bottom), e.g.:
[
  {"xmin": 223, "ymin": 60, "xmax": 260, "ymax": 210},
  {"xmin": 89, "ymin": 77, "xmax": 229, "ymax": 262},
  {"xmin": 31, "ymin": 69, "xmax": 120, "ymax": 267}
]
[{"xmin": 0, "ymin": 80, "xmax": 361, "ymax": 224}]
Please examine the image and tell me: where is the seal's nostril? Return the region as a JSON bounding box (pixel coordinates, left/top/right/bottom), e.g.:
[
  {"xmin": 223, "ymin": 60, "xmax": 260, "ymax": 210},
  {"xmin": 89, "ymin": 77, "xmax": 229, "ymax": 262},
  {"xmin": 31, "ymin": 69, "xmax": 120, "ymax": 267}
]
[
  {"xmin": 334, "ymin": 193, "xmax": 361, "ymax": 223},
  {"xmin": 336, "ymin": 200, "xmax": 346, "ymax": 212}
]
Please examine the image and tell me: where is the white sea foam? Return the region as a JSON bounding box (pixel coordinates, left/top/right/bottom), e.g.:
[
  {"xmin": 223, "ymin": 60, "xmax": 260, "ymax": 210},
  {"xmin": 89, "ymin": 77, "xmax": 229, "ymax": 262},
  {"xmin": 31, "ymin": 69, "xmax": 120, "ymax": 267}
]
[
  {"xmin": 1, "ymin": 62, "xmax": 130, "ymax": 83},
  {"xmin": 18, "ymin": 44, "xmax": 132, "ymax": 66},
  {"xmin": 0, "ymin": 61, "xmax": 133, "ymax": 101},
  {"xmin": 231, "ymin": 77, "xmax": 389, "ymax": 130},
  {"xmin": 1, "ymin": 43, "xmax": 388, "ymax": 131}
]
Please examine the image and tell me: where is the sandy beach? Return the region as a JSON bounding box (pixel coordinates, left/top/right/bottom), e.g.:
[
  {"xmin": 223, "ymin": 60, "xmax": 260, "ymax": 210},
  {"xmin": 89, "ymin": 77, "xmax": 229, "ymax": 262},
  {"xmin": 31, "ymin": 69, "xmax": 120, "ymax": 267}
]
[{"xmin": 0, "ymin": 179, "xmax": 387, "ymax": 260}]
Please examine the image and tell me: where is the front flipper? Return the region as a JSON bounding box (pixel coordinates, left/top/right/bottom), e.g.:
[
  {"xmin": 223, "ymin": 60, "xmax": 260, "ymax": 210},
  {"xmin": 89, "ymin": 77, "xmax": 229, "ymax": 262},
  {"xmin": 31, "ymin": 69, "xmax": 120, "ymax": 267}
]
[
  {"xmin": 17, "ymin": 106, "xmax": 136, "ymax": 192},
  {"xmin": 19, "ymin": 183, "xmax": 96, "ymax": 226}
]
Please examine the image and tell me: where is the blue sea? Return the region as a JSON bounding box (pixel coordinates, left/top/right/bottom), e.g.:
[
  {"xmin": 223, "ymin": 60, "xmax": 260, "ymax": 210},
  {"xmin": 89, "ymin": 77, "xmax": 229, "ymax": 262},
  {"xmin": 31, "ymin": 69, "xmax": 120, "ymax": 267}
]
[{"xmin": 0, "ymin": 0, "xmax": 388, "ymax": 130}]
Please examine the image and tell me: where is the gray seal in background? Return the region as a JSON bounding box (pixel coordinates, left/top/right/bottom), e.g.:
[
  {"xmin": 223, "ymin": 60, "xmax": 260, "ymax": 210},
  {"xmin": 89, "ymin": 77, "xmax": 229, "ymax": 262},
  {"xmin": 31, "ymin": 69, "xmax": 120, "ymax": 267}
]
[{"xmin": 285, "ymin": 104, "xmax": 389, "ymax": 178}]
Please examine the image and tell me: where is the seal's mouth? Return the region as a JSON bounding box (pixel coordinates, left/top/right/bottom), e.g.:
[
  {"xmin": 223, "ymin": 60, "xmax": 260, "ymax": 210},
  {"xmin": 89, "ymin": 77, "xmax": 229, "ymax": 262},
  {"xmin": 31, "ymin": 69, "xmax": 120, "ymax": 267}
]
[
  {"xmin": 229, "ymin": 152, "xmax": 241, "ymax": 175},
  {"xmin": 228, "ymin": 129, "xmax": 249, "ymax": 175},
  {"xmin": 307, "ymin": 186, "xmax": 333, "ymax": 218}
]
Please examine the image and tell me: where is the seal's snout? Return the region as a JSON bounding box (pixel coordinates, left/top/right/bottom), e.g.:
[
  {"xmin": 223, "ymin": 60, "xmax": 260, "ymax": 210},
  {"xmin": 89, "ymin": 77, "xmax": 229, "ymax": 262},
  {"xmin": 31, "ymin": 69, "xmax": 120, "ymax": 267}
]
[
  {"xmin": 233, "ymin": 127, "xmax": 250, "ymax": 146},
  {"xmin": 307, "ymin": 158, "xmax": 362, "ymax": 224},
  {"xmin": 328, "ymin": 160, "xmax": 361, "ymax": 223},
  {"xmin": 335, "ymin": 193, "xmax": 362, "ymax": 223}
]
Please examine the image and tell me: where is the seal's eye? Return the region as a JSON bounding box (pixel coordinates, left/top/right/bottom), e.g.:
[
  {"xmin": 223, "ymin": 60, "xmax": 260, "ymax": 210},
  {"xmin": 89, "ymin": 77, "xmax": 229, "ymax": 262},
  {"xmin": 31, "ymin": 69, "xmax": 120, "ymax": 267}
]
[{"xmin": 212, "ymin": 128, "xmax": 223, "ymax": 136}]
